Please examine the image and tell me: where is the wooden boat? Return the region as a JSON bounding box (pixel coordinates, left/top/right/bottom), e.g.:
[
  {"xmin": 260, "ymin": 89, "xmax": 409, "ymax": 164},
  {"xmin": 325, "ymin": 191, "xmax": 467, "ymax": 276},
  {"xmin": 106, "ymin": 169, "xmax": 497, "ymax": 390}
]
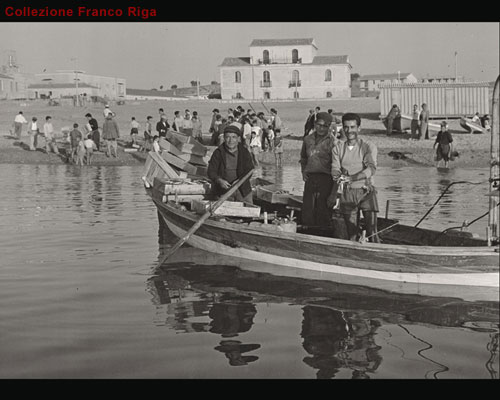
[
  {"xmin": 381, "ymin": 114, "xmax": 440, "ymax": 134},
  {"xmin": 145, "ymin": 77, "xmax": 499, "ymax": 302},
  {"xmin": 460, "ymin": 117, "xmax": 487, "ymax": 134}
]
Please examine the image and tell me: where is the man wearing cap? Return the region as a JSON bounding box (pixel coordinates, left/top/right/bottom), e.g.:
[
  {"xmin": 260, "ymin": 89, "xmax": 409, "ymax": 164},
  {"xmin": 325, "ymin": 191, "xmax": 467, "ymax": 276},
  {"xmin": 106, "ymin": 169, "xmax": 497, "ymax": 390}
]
[
  {"xmin": 207, "ymin": 125, "xmax": 254, "ymax": 204},
  {"xmin": 328, "ymin": 113, "xmax": 380, "ymax": 243},
  {"xmin": 299, "ymin": 111, "xmax": 338, "ymax": 227}
]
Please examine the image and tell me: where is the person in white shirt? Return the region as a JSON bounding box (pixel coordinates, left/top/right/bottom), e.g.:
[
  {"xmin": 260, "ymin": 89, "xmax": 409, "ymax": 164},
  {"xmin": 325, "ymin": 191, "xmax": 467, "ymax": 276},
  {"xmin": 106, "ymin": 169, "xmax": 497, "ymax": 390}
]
[
  {"xmin": 182, "ymin": 110, "xmax": 193, "ymax": 136},
  {"xmin": 83, "ymin": 135, "xmax": 98, "ymax": 165},
  {"xmin": 103, "ymin": 105, "xmax": 114, "ymax": 118},
  {"xmin": 44, "ymin": 116, "xmax": 59, "ymax": 155},
  {"xmin": 13, "ymin": 111, "xmax": 28, "ymax": 139},
  {"xmin": 28, "ymin": 117, "xmax": 39, "ymax": 151},
  {"xmin": 249, "ymin": 130, "xmax": 261, "ymax": 167}
]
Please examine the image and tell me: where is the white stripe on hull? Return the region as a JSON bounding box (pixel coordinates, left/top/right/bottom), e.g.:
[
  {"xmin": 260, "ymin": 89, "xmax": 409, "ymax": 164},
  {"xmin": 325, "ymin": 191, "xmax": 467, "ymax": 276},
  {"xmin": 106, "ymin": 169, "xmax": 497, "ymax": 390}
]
[{"xmin": 164, "ymin": 219, "xmax": 499, "ymax": 289}]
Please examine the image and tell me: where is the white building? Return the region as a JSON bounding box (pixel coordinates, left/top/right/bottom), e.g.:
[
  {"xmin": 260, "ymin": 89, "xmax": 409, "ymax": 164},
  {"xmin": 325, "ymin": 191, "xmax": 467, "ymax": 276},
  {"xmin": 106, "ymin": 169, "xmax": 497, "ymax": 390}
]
[
  {"xmin": 358, "ymin": 72, "xmax": 417, "ymax": 92},
  {"xmin": 28, "ymin": 72, "xmax": 126, "ymax": 100},
  {"xmin": 219, "ymin": 38, "xmax": 352, "ymax": 100}
]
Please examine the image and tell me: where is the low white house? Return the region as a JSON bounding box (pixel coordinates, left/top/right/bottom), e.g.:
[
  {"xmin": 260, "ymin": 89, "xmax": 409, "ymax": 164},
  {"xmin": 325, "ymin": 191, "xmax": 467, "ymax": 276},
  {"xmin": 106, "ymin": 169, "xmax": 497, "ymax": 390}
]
[
  {"xmin": 220, "ymin": 38, "xmax": 352, "ymax": 100},
  {"xmin": 358, "ymin": 72, "xmax": 417, "ymax": 92}
]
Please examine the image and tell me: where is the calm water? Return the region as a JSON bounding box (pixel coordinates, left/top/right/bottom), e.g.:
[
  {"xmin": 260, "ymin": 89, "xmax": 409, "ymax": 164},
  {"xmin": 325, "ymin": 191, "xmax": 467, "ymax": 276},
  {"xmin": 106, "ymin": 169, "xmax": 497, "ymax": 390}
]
[{"xmin": 0, "ymin": 163, "xmax": 498, "ymax": 379}]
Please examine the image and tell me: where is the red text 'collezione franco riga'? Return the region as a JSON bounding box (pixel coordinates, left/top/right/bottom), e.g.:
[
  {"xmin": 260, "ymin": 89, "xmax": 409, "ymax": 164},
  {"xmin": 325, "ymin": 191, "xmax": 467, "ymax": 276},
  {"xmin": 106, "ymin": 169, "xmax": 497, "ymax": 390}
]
[{"xmin": 4, "ymin": 7, "xmax": 157, "ymax": 19}]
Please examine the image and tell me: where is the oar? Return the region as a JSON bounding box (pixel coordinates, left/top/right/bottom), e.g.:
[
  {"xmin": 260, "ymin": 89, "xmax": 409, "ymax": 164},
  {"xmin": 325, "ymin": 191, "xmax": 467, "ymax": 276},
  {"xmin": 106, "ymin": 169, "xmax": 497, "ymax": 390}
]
[{"xmin": 157, "ymin": 168, "xmax": 255, "ymax": 267}]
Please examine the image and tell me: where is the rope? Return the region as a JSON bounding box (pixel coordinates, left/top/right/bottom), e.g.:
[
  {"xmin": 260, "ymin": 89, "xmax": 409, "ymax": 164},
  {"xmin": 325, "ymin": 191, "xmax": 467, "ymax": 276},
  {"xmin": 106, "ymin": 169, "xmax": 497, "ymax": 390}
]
[{"xmin": 414, "ymin": 180, "xmax": 488, "ymax": 228}]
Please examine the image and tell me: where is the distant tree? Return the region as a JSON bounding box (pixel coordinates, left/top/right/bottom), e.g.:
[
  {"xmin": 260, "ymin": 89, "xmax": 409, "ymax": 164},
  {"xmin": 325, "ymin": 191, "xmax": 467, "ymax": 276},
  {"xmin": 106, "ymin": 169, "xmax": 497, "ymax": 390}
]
[
  {"xmin": 211, "ymin": 80, "xmax": 219, "ymax": 85},
  {"xmin": 171, "ymin": 84, "xmax": 178, "ymax": 89},
  {"xmin": 151, "ymin": 88, "xmax": 158, "ymax": 91},
  {"xmin": 190, "ymin": 80, "xmax": 198, "ymax": 87},
  {"xmin": 159, "ymin": 85, "xmax": 164, "ymax": 90},
  {"xmin": 351, "ymin": 73, "xmax": 360, "ymax": 81}
]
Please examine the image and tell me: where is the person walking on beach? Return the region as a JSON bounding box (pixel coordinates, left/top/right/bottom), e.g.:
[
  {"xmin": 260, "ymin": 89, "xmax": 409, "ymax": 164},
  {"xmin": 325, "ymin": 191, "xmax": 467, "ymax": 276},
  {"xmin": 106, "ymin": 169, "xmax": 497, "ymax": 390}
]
[
  {"xmin": 69, "ymin": 123, "xmax": 83, "ymax": 163},
  {"xmin": 13, "ymin": 111, "xmax": 28, "ymax": 139},
  {"xmin": 410, "ymin": 104, "xmax": 420, "ymax": 140},
  {"xmin": 299, "ymin": 112, "xmax": 337, "ymax": 228},
  {"xmin": 85, "ymin": 113, "xmax": 100, "ymax": 151},
  {"xmin": 433, "ymin": 121, "xmax": 454, "ymax": 168},
  {"xmin": 27, "ymin": 117, "xmax": 39, "ymax": 151},
  {"xmin": 419, "ymin": 103, "xmax": 430, "ymax": 140},
  {"xmin": 385, "ymin": 104, "xmax": 400, "ymax": 136},
  {"xmin": 44, "ymin": 116, "xmax": 59, "ymax": 155},
  {"xmin": 328, "ymin": 112, "xmax": 380, "ymax": 243},
  {"xmin": 102, "ymin": 113, "xmax": 120, "ymax": 158},
  {"xmin": 141, "ymin": 115, "xmax": 154, "ymax": 151},
  {"xmin": 130, "ymin": 117, "xmax": 140, "ymax": 146}
]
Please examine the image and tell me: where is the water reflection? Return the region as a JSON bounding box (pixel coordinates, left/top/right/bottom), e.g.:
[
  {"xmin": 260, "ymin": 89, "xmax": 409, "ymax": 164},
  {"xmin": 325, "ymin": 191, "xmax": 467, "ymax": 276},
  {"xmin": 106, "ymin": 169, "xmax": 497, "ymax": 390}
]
[{"xmin": 148, "ymin": 261, "xmax": 499, "ymax": 378}]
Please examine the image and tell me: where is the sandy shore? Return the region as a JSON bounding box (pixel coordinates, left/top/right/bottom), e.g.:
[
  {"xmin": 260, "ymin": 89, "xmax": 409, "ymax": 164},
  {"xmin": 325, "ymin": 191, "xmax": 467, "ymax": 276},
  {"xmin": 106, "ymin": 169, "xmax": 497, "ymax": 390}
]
[{"xmin": 0, "ymin": 98, "xmax": 493, "ymax": 169}]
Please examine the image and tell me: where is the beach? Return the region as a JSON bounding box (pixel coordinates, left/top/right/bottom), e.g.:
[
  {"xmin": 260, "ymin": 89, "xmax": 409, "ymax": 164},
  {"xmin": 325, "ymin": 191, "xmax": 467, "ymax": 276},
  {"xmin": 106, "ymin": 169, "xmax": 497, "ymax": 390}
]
[{"xmin": 0, "ymin": 97, "xmax": 492, "ymax": 169}]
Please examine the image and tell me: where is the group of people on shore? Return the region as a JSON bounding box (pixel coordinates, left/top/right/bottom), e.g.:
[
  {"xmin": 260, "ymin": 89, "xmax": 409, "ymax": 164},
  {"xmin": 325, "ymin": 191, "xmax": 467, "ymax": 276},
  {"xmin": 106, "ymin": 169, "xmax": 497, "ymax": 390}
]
[{"xmin": 12, "ymin": 104, "xmax": 121, "ymax": 165}]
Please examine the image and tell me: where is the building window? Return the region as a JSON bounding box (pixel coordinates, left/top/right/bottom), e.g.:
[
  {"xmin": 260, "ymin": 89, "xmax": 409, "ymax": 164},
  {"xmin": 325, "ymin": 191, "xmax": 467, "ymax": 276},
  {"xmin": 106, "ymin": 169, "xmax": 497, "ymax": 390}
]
[
  {"xmin": 293, "ymin": 91, "xmax": 299, "ymax": 99},
  {"xmin": 235, "ymin": 71, "xmax": 241, "ymax": 83},
  {"xmin": 326, "ymin": 91, "xmax": 332, "ymax": 98},
  {"xmin": 292, "ymin": 49, "xmax": 299, "ymax": 63},
  {"xmin": 289, "ymin": 70, "xmax": 301, "ymax": 88},
  {"xmin": 236, "ymin": 92, "xmax": 242, "ymax": 99},
  {"xmin": 264, "ymin": 92, "xmax": 270, "ymax": 99},
  {"xmin": 325, "ymin": 69, "xmax": 332, "ymax": 81},
  {"xmin": 263, "ymin": 50, "xmax": 270, "ymax": 64}
]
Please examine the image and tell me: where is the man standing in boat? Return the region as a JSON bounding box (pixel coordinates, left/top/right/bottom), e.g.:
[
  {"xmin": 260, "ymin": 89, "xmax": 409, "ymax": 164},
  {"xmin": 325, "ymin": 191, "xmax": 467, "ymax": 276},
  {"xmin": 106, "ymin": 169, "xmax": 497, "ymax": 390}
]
[
  {"xmin": 207, "ymin": 125, "xmax": 255, "ymax": 204},
  {"xmin": 328, "ymin": 113, "xmax": 380, "ymax": 243},
  {"xmin": 299, "ymin": 112, "xmax": 338, "ymax": 227}
]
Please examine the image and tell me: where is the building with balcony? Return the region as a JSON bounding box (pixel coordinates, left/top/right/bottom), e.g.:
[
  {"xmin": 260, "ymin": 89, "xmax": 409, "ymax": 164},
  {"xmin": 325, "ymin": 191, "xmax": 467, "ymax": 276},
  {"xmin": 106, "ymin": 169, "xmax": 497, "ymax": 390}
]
[{"xmin": 219, "ymin": 38, "xmax": 351, "ymax": 100}]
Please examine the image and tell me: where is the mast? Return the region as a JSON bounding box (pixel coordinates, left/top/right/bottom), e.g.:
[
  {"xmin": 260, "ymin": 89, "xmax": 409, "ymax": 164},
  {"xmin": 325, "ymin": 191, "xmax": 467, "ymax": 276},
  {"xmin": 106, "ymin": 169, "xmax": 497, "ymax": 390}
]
[{"xmin": 488, "ymin": 75, "xmax": 499, "ymax": 244}]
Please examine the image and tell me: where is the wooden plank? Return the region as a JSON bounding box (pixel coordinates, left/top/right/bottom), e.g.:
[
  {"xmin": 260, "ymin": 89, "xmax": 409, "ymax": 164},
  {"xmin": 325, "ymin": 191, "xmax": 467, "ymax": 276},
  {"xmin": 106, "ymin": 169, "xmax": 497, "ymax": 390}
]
[
  {"xmin": 164, "ymin": 194, "xmax": 205, "ymax": 203},
  {"xmin": 158, "ymin": 137, "xmax": 183, "ymax": 156},
  {"xmin": 162, "ymin": 152, "xmax": 198, "ymax": 175},
  {"xmin": 148, "ymin": 152, "xmax": 180, "ymax": 179},
  {"xmin": 176, "ymin": 153, "xmax": 209, "ymax": 166},
  {"xmin": 194, "ymin": 166, "xmax": 208, "ymax": 177},
  {"xmin": 167, "ymin": 131, "xmax": 208, "ymax": 156},
  {"xmin": 192, "ymin": 200, "xmax": 261, "ymax": 217}
]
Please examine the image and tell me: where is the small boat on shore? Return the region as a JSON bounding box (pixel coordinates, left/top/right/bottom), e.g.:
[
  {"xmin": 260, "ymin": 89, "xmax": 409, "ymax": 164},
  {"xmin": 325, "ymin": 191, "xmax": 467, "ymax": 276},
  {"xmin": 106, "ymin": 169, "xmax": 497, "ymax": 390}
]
[
  {"xmin": 381, "ymin": 114, "xmax": 440, "ymax": 135},
  {"xmin": 460, "ymin": 117, "xmax": 487, "ymax": 134},
  {"xmin": 145, "ymin": 77, "xmax": 499, "ymax": 302}
]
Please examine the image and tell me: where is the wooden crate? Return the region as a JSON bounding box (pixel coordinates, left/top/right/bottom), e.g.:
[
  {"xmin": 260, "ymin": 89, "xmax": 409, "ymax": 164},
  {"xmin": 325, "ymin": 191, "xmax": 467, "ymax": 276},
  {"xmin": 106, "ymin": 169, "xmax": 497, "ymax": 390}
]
[
  {"xmin": 161, "ymin": 152, "xmax": 198, "ymax": 175},
  {"xmin": 192, "ymin": 200, "xmax": 261, "ymax": 217},
  {"xmin": 153, "ymin": 177, "xmax": 211, "ymax": 195},
  {"xmin": 256, "ymin": 184, "xmax": 291, "ymax": 204}
]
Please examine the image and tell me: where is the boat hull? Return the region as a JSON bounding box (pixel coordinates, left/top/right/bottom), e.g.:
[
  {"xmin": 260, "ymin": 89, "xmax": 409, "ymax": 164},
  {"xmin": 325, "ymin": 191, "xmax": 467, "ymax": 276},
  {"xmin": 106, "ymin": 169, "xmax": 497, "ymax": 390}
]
[
  {"xmin": 460, "ymin": 118, "xmax": 485, "ymax": 134},
  {"xmin": 153, "ymin": 196, "xmax": 499, "ymax": 302}
]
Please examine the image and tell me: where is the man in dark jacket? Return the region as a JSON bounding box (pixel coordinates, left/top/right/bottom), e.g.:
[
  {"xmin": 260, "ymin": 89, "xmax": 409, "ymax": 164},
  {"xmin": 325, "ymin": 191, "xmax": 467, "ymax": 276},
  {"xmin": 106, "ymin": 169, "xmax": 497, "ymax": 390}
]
[
  {"xmin": 156, "ymin": 114, "xmax": 169, "ymax": 138},
  {"xmin": 207, "ymin": 125, "xmax": 254, "ymax": 203}
]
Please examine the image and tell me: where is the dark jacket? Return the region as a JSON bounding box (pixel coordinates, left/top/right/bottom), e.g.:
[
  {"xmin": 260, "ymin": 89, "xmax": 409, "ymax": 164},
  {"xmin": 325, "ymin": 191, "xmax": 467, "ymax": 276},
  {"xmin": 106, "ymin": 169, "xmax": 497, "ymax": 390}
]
[
  {"xmin": 88, "ymin": 118, "xmax": 98, "ymax": 131},
  {"xmin": 156, "ymin": 121, "xmax": 169, "ymax": 137},
  {"xmin": 207, "ymin": 143, "xmax": 254, "ymax": 198}
]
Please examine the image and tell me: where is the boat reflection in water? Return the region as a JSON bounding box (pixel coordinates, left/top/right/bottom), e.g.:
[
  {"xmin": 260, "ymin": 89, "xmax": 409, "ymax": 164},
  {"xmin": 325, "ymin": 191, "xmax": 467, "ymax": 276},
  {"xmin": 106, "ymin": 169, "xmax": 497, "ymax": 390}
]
[{"xmin": 147, "ymin": 243, "xmax": 499, "ymax": 378}]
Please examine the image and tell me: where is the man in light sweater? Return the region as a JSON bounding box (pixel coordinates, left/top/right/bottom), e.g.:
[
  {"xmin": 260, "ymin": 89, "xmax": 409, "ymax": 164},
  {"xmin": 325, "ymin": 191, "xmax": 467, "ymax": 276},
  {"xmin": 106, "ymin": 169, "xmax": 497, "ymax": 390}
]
[{"xmin": 328, "ymin": 113, "xmax": 380, "ymax": 243}]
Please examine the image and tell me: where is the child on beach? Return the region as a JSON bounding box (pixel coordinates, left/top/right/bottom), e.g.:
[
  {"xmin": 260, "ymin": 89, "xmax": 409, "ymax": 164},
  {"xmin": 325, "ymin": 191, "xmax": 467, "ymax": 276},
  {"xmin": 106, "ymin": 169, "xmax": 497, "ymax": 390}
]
[
  {"xmin": 83, "ymin": 134, "xmax": 97, "ymax": 165},
  {"xmin": 192, "ymin": 114, "xmax": 203, "ymax": 144},
  {"xmin": 273, "ymin": 129, "xmax": 283, "ymax": 168},
  {"xmin": 141, "ymin": 115, "xmax": 153, "ymax": 152},
  {"xmin": 267, "ymin": 125, "xmax": 275, "ymax": 152},
  {"xmin": 130, "ymin": 117, "xmax": 140, "ymax": 147},
  {"xmin": 75, "ymin": 140, "xmax": 86, "ymax": 166},
  {"xmin": 69, "ymin": 123, "xmax": 83, "ymax": 163},
  {"xmin": 249, "ymin": 130, "xmax": 261, "ymax": 167},
  {"xmin": 433, "ymin": 121, "xmax": 453, "ymax": 168}
]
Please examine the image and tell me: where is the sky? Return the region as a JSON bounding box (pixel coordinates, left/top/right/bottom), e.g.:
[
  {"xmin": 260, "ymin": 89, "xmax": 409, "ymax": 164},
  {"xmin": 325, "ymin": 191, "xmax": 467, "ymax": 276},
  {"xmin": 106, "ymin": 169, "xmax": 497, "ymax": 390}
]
[{"xmin": 0, "ymin": 22, "xmax": 498, "ymax": 89}]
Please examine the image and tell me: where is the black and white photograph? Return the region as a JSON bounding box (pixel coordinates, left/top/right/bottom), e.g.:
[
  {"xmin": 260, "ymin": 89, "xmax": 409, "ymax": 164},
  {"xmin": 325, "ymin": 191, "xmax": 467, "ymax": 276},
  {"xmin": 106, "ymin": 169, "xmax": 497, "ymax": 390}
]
[{"xmin": 0, "ymin": 14, "xmax": 498, "ymax": 379}]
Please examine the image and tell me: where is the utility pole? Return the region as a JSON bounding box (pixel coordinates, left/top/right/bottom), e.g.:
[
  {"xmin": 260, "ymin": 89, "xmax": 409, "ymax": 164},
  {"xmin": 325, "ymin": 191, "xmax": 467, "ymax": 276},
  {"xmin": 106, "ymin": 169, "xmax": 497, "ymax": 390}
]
[
  {"xmin": 251, "ymin": 56, "xmax": 255, "ymax": 100},
  {"xmin": 455, "ymin": 51, "xmax": 458, "ymax": 81},
  {"xmin": 196, "ymin": 76, "xmax": 200, "ymax": 98},
  {"xmin": 57, "ymin": 64, "xmax": 85, "ymax": 107}
]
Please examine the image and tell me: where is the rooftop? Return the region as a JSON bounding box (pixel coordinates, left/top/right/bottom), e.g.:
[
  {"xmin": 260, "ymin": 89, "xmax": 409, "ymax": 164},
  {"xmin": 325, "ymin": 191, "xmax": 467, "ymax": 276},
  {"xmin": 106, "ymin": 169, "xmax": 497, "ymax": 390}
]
[
  {"xmin": 359, "ymin": 73, "xmax": 413, "ymax": 81},
  {"xmin": 250, "ymin": 38, "xmax": 316, "ymax": 48}
]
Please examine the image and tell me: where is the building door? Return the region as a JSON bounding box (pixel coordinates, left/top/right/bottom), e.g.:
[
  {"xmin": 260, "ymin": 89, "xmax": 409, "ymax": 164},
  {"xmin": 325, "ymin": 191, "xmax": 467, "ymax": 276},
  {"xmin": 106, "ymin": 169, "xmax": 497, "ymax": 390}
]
[{"xmin": 264, "ymin": 92, "xmax": 270, "ymax": 99}]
